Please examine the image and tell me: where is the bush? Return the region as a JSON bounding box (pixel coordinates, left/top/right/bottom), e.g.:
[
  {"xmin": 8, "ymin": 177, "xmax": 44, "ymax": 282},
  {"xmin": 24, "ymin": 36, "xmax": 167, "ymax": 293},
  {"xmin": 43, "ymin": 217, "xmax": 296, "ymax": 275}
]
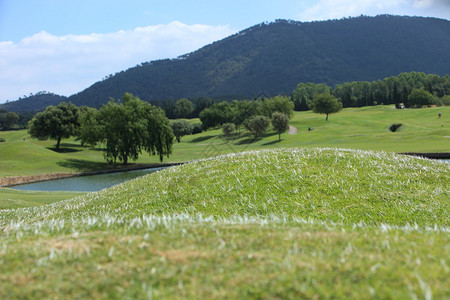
[
  {"xmin": 192, "ymin": 123, "xmax": 203, "ymax": 134},
  {"xmin": 407, "ymin": 88, "xmax": 433, "ymax": 108},
  {"xmin": 430, "ymin": 96, "xmax": 442, "ymax": 106},
  {"xmin": 222, "ymin": 123, "xmax": 235, "ymax": 141},
  {"xmin": 389, "ymin": 124, "xmax": 403, "ymax": 132},
  {"xmin": 441, "ymin": 95, "xmax": 450, "ymax": 106},
  {"xmin": 0, "ymin": 137, "xmax": 5, "ymax": 142}
]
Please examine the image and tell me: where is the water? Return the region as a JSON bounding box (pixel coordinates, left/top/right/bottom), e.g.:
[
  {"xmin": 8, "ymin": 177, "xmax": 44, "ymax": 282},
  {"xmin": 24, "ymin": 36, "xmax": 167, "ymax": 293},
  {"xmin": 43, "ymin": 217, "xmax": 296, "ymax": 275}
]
[{"xmin": 13, "ymin": 167, "xmax": 165, "ymax": 192}]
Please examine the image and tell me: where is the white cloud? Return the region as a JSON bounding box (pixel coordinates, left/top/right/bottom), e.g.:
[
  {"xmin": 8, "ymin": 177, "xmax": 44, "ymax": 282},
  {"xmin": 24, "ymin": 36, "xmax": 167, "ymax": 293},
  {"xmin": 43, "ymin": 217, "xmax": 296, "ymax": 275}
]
[
  {"xmin": 0, "ymin": 22, "xmax": 235, "ymax": 103},
  {"xmin": 298, "ymin": 0, "xmax": 450, "ymax": 21}
]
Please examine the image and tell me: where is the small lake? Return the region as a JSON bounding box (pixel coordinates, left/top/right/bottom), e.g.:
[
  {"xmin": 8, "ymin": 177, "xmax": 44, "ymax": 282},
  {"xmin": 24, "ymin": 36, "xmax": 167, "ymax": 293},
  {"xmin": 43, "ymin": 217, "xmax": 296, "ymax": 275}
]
[{"xmin": 12, "ymin": 167, "xmax": 166, "ymax": 192}]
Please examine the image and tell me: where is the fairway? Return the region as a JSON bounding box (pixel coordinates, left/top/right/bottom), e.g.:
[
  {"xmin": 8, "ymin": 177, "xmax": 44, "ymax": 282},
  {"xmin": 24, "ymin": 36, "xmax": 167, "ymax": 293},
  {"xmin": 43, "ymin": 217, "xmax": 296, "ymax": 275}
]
[
  {"xmin": 1, "ymin": 105, "xmax": 449, "ymax": 209},
  {"xmin": 2, "ymin": 105, "xmax": 449, "ymax": 178}
]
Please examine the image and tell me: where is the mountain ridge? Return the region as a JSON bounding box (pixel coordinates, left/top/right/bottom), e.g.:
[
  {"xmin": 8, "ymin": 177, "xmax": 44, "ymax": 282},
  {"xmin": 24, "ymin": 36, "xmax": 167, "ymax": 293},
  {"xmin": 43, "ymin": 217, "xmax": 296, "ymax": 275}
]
[{"xmin": 2, "ymin": 15, "xmax": 450, "ymax": 112}]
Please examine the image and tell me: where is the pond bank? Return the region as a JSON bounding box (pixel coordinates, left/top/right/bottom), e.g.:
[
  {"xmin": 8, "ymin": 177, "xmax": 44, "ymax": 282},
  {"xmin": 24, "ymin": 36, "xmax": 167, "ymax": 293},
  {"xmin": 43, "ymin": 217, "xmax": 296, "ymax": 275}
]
[
  {"xmin": 0, "ymin": 162, "xmax": 184, "ymax": 187},
  {"xmin": 400, "ymin": 152, "xmax": 450, "ymax": 159}
]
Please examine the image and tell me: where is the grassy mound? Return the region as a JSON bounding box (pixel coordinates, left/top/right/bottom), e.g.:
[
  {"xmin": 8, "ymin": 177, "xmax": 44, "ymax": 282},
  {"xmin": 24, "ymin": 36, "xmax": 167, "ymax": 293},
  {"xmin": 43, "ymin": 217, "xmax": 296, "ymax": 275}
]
[
  {"xmin": 3, "ymin": 148, "xmax": 448, "ymax": 227},
  {"xmin": 1, "ymin": 148, "xmax": 449, "ymax": 299}
]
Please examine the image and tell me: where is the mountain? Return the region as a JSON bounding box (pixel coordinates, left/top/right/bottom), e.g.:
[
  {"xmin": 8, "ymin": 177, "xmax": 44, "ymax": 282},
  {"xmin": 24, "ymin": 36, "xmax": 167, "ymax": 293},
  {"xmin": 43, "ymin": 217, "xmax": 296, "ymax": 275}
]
[
  {"xmin": 67, "ymin": 15, "xmax": 450, "ymax": 107},
  {"xmin": 3, "ymin": 15, "xmax": 450, "ymax": 112},
  {"xmin": 0, "ymin": 92, "xmax": 67, "ymax": 113}
]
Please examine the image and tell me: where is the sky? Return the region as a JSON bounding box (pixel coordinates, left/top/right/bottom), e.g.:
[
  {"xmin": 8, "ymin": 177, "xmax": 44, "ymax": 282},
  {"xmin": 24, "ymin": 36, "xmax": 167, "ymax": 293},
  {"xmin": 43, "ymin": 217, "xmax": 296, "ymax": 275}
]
[{"xmin": 0, "ymin": 0, "xmax": 449, "ymax": 104}]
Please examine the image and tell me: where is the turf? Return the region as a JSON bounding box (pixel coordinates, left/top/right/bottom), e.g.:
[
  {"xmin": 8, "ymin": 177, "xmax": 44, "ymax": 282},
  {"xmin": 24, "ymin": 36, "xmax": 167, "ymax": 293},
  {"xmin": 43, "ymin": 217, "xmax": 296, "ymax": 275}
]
[
  {"xmin": 0, "ymin": 188, "xmax": 83, "ymax": 209},
  {"xmin": 1, "ymin": 148, "xmax": 448, "ymax": 299},
  {"xmin": 1, "ymin": 105, "xmax": 449, "ymax": 178}
]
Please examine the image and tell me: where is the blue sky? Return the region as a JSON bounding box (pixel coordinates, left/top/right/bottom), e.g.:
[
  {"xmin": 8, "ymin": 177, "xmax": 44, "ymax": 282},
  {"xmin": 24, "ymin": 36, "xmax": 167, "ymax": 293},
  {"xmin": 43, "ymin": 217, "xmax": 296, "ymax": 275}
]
[{"xmin": 0, "ymin": 0, "xmax": 449, "ymax": 103}]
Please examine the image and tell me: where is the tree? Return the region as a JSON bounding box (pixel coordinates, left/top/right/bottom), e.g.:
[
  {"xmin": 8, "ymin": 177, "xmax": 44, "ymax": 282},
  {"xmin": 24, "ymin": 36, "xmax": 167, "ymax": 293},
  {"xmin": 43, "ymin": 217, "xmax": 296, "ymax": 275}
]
[
  {"xmin": 407, "ymin": 88, "xmax": 434, "ymax": 108},
  {"xmin": 174, "ymin": 98, "xmax": 195, "ymax": 118},
  {"xmin": 78, "ymin": 106, "xmax": 102, "ymax": 147},
  {"xmin": 171, "ymin": 120, "xmax": 193, "ymax": 143},
  {"xmin": 244, "ymin": 115, "xmax": 270, "ymax": 139},
  {"xmin": 271, "ymin": 112, "xmax": 289, "ymax": 141},
  {"xmin": 28, "ymin": 102, "xmax": 79, "ymax": 149},
  {"xmin": 199, "ymin": 102, "xmax": 234, "ymax": 130},
  {"xmin": 222, "ymin": 123, "xmax": 235, "ymax": 141},
  {"xmin": 311, "ymin": 94, "xmax": 342, "ymax": 121},
  {"xmin": 5, "ymin": 112, "xmax": 19, "ymax": 129},
  {"xmin": 292, "ymin": 82, "xmax": 331, "ymax": 111},
  {"xmin": 0, "ymin": 111, "xmax": 19, "ymax": 129},
  {"xmin": 260, "ymin": 96, "xmax": 294, "ymax": 119},
  {"xmin": 98, "ymin": 93, "xmax": 174, "ymax": 164}
]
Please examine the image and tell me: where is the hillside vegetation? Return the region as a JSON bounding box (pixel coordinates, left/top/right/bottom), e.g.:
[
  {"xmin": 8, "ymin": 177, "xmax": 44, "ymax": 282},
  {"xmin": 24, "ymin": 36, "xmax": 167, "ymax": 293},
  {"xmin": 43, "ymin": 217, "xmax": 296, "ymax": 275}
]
[
  {"xmin": 65, "ymin": 15, "xmax": 450, "ymax": 107},
  {"xmin": 1, "ymin": 148, "xmax": 448, "ymax": 298}
]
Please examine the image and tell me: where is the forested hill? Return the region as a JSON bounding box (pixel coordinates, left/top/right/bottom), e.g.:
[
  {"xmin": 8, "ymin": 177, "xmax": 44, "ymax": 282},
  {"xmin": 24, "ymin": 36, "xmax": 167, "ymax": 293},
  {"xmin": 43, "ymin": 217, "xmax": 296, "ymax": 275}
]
[
  {"xmin": 0, "ymin": 92, "xmax": 67, "ymax": 113},
  {"xmin": 66, "ymin": 15, "xmax": 450, "ymax": 107}
]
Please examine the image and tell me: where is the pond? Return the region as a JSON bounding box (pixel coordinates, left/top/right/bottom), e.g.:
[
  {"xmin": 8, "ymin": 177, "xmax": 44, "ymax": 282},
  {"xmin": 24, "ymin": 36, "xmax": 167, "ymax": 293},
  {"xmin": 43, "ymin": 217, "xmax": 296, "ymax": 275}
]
[{"xmin": 12, "ymin": 167, "xmax": 166, "ymax": 192}]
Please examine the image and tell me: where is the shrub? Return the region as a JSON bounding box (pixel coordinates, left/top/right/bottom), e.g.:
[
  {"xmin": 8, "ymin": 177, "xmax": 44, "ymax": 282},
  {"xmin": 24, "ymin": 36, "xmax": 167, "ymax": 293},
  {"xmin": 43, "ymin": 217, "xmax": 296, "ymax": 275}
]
[
  {"xmin": 441, "ymin": 95, "xmax": 450, "ymax": 106},
  {"xmin": 191, "ymin": 123, "xmax": 203, "ymax": 134},
  {"xmin": 389, "ymin": 124, "xmax": 402, "ymax": 132},
  {"xmin": 0, "ymin": 137, "xmax": 5, "ymax": 142},
  {"xmin": 222, "ymin": 123, "xmax": 235, "ymax": 141}
]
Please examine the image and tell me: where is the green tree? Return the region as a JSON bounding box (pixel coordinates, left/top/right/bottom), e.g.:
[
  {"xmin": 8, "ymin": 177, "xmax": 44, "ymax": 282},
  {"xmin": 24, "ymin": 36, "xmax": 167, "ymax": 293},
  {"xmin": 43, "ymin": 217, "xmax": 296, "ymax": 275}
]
[
  {"xmin": 0, "ymin": 111, "xmax": 19, "ymax": 129},
  {"xmin": 311, "ymin": 94, "xmax": 343, "ymax": 121},
  {"xmin": 244, "ymin": 115, "xmax": 270, "ymax": 140},
  {"xmin": 260, "ymin": 96, "xmax": 294, "ymax": 119},
  {"xmin": 199, "ymin": 102, "xmax": 234, "ymax": 130},
  {"xmin": 292, "ymin": 83, "xmax": 331, "ymax": 111},
  {"xmin": 231, "ymin": 100, "xmax": 260, "ymax": 132},
  {"xmin": 5, "ymin": 112, "xmax": 19, "ymax": 129},
  {"xmin": 271, "ymin": 112, "xmax": 289, "ymax": 141},
  {"xmin": 171, "ymin": 120, "xmax": 193, "ymax": 143},
  {"xmin": 98, "ymin": 93, "xmax": 173, "ymax": 164},
  {"xmin": 222, "ymin": 123, "xmax": 235, "ymax": 141},
  {"xmin": 28, "ymin": 102, "xmax": 79, "ymax": 149},
  {"xmin": 78, "ymin": 106, "xmax": 102, "ymax": 147},
  {"xmin": 174, "ymin": 98, "xmax": 195, "ymax": 118},
  {"xmin": 407, "ymin": 88, "xmax": 434, "ymax": 108}
]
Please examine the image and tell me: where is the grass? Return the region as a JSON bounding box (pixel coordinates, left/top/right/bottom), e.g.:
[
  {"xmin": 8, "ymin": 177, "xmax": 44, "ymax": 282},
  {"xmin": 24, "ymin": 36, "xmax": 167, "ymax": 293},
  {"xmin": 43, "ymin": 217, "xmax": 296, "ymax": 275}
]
[
  {"xmin": 1, "ymin": 148, "xmax": 448, "ymax": 298},
  {"xmin": 1, "ymin": 105, "xmax": 449, "ymax": 178},
  {"xmin": 0, "ymin": 189, "xmax": 83, "ymax": 209}
]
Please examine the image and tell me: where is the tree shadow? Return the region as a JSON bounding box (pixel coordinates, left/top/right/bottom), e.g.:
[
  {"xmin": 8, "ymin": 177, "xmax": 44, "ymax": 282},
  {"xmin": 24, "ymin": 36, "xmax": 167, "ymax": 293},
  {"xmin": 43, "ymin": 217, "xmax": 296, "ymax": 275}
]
[
  {"xmin": 235, "ymin": 137, "xmax": 258, "ymax": 145},
  {"xmin": 190, "ymin": 135, "xmax": 216, "ymax": 143},
  {"xmin": 47, "ymin": 142, "xmax": 88, "ymax": 153},
  {"xmin": 47, "ymin": 147, "xmax": 82, "ymax": 153},
  {"xmin": 57, "ymin": 158, "xmax": 112, "ymax": 172},
  {"xmin": 262, "ymin": 140, "xmax": 282, "ymax": 146},
  {"xmin": 261, "ymin": 131, "xmax": 278, "ymax": 138}
]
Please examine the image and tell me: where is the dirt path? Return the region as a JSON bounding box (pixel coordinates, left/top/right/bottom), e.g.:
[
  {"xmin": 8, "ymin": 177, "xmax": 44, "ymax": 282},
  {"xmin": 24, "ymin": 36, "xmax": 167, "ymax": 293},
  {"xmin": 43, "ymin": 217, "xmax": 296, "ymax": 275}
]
[{"xmin": 288, "ymin": 125, "xmax": 298, "ymax": 135}]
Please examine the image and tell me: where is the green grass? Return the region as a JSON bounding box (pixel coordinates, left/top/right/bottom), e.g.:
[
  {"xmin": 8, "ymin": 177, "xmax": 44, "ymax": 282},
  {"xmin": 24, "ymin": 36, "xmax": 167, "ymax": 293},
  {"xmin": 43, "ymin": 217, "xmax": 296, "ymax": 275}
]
[
  {"xmin": 1, "ymin": 148, "xmax": 448, "ymax": 298},
  {"xmin": 0, "ymin": 188, "xmax": 83, "ymax": 209},
  {"xmin": 1, "ymin": 105, "xmax": 449, "ymax": 178}
]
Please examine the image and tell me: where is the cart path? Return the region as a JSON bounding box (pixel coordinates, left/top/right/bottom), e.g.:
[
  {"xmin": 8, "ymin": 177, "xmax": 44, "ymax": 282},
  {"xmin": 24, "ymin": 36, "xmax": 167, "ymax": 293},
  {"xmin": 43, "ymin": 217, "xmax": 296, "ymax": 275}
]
[{"xmin": 288, "ymin": 125, "xmax": 298, "ymax": 135}]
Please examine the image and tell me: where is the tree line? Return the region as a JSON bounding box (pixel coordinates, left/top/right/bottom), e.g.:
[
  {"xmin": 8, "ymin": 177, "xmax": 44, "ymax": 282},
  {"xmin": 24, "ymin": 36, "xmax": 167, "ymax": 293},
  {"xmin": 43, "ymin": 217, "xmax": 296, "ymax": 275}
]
[{"xmin": 292, "ymin": 72, "xmax": 450, "ymax": 111}]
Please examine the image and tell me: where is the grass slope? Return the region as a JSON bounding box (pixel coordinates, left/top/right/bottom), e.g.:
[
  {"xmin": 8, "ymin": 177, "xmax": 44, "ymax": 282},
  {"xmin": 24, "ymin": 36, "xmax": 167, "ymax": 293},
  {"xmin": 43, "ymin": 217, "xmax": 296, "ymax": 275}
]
[{"xmin": 1, "ymin": 148, "xmax": 448, "ymax": 298}]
